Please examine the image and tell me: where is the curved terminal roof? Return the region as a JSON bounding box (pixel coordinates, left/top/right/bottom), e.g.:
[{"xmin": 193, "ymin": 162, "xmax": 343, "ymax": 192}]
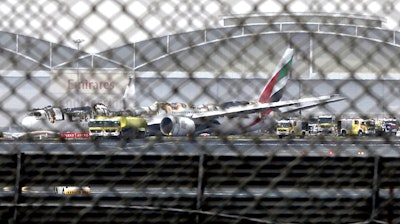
[
  {"xmin": 0, "ymin": 31, "xmax": 88, "ymax": 71},
  {"xmin": 0, "ymin": 13, "xmax": 399, "ymax": 79},
  {"xmin": 222, "ymin": 12, "xmax": 385, "ymax": 27}
]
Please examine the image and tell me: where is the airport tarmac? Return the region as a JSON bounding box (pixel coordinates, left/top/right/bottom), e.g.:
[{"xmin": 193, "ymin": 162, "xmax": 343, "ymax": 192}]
[{"xmin": 1, "ymin": 137, "xmax": 400, "ymax": 157}]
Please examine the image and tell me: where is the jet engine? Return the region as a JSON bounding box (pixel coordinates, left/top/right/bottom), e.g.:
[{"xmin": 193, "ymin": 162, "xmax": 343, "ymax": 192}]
[{"xmin": 160, "ymin": 116, "xmax": 195, "ymax": 136}]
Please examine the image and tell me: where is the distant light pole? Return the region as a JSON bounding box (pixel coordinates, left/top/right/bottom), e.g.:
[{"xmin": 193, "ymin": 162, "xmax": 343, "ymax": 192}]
[
  {"xmin": 382, "ymin": 80, "xmax": 385, "ymax": 118},
  {"xmin": 73, "ymin": 39, "xmax": 84, "ymax": 104}
]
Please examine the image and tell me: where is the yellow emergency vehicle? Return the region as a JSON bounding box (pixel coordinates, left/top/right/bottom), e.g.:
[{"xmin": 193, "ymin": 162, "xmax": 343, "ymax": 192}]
[
  {"xmin": 276, "ymin": 119, "xmax": 308, "ymax": 139},
  {"xmin": 88, "ymin": 116, "xmax": 147, "ymax": 139},
  {"xmin": 337, "ymin": 118, "xmax": 375, "ymax": 136}
]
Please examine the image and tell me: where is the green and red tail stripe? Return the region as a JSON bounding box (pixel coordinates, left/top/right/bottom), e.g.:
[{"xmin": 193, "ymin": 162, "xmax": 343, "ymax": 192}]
[
  {"xmin": 258, "ymin": 48, "xmax": 294, "ymax": 104},
  {"xmin": 248, "ymin": 48, "xmax": 294, "ymax": 127}
]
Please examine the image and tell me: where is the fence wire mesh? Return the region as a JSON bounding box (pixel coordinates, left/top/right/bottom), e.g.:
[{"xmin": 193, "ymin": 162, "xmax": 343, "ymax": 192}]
[{"xmin": 1, "ymin": 0, "xmax": 400, "ymax": 223}]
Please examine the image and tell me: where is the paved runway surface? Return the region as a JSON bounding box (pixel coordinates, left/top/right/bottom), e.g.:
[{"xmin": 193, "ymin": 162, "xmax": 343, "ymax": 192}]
[{"xmin": 1, "ymin": 137, "xmax": 400, "ymax": 157}]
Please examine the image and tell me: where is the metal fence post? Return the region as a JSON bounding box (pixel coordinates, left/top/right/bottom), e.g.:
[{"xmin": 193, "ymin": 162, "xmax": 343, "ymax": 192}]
[
  {"xmin": 12, "ymin": 152, "xmax": 23, "ymax": 224},
  {"xmin": 371, "ymin": 156, "xmax": 381, "ymax": 222},
  {"xmin": 196, "ymin": 149, "xmax": 206, "ymax": 223}
]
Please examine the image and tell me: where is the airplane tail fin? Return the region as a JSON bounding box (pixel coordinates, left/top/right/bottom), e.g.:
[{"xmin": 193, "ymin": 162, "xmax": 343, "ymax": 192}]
[{"xmin": 258, "ymin": 48, "xmax": 294, "ymax": 103}]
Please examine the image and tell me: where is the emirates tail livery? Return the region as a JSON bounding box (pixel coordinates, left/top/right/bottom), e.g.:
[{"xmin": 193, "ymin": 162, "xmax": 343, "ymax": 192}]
[{"xmin": 122, "ymin": 48, "xmax": 345, "ymax": 136}]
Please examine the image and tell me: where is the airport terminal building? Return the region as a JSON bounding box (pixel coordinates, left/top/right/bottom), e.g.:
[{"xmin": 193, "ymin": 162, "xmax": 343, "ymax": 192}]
[{"xmin": 1, "ymin": 12, "xmax": 400, "ymax": 126}]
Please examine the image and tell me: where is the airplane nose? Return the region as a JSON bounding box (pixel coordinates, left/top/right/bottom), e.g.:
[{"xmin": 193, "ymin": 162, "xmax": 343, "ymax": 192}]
[{"xmin": 21, "ymin": 116, "xmax": 37, "ymax": 130}]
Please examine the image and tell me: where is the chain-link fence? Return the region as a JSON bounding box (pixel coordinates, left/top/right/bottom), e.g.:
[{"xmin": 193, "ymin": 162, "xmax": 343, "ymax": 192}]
[{"xmin": 1, "ymin": 1, "xmax": 400, "ymax": 223}]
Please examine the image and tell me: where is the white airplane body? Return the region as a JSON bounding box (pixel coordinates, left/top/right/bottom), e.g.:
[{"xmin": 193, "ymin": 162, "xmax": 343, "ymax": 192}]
[
  {"xmin": 137, "ymin": 94, "xmax": 344, "ymax": 136},
  {"xmin": 123, "ymin": 48, "xmax": 344, "ymax": 136},
  {"xmin": 20, "ymin": 48, "xmax": 345, "ymax": 136},
  {"xmin": 20, "ymin": 106, "xmax": 92, "ymax": 137}
]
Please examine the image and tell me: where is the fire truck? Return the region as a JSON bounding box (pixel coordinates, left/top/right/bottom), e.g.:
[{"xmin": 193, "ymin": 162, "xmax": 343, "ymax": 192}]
[
  {"xmin": 88, "ymin": 116, "xmax": 147, "ymax": 140},
  {"xmin": 276, "ymin": 119, "xmax": 308, "ymax": 139},
  {"xmin": 337, "ymin": 118, "xmax": 375, "ymax": 136},
  {"xmin": 317, "ymin": 115, "xmax": 336, "ymax": 135}
]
